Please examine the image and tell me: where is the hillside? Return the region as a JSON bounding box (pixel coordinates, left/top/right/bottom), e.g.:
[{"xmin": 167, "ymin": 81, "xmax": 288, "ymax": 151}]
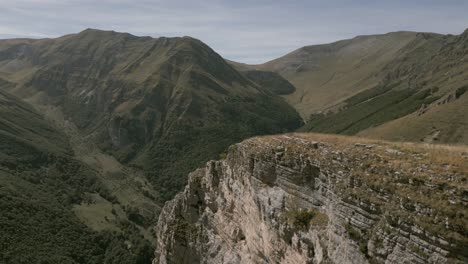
[
  {"xmin": 0, "ymin": 29, "xmax": 303, "ymax": 201},
  {"xmin": 357, "ymin": 30, "xmax": 468, "ymax": 143},
  {"xmin": 231, "ymin": 29, "xmax": 468, "ymax": 145},
  {"xmin": 300, "ymin": 30, "xmax": 468, "ymax": 144},
  {"xmin": 155, "ymin": 133, "xmax": 468, "ymax": 264},
  {"xmin": 256, "ymin": 31, "xmax": 422, "ymax": 118},
  {"xmin": 1, "ymin": 27, "xmax": 467, "ymax": 263},
  {"xmin": 0, "ymin": 28, "xmax": 303, "ymax": 263},
  {"xmin": 0, "ymin": 90, "xmax": 154, "ymax": 263}
]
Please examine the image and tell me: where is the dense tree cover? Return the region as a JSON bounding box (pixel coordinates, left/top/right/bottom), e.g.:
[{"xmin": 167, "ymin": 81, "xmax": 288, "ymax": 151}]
[
  {"xmin": 0, "ymin": 155, "xmax": 152, "ymax": 264},
  {"xmin": 141, "ymin": 94, "xmax": 303, "ymax": 201}
]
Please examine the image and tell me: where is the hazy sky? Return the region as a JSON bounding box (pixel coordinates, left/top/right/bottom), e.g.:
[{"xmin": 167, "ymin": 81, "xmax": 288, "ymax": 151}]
[{"xmin": 1, "ymin": 0, "xmax": 467, "ymax": 63}]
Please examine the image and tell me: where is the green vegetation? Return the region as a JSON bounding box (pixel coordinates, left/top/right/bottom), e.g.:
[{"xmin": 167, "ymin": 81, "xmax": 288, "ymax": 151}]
[
  {"xmin": 0, "ymin": 163, "xmax": 152, "ymax": 264},
  {"xmin": 0, "ymin": 29, "xmax": 303, "ymax": 202},
  {"xmin": 218, "ymin": 152, "xmax": 228, "ymax": 160},
  {"xmin": 256, "ymin": 31, "xmax": 422, "ymax": 118},
  {"xmin": 409, "ymin": 244, "xmax": 429, "ymax": 259},
  {"xmin": 455, "ymin": 85, "xmax": 467, "ymax": 99},
  {"xmin": 345, "ymin": 223, "xmax": 362, "ymax": 241},
  {"xmin": 289, "ymin": 210, "xmax": 315, "ymax": 229},
  {"xmin": 0, "ymin": 91, "xmax": 152, "ymax": 263},
  {"xmin": 345, "ymin": 223, "xmax": 370, "ymax": 257},
  {"xmin": 285, "ymin": 208, "xmax": 328, "ymax": 230},
  {"xmin": 251, "ymin": 29, "xmax": 467, "ymax": 145},
  {"xmin": 243, "ymin": 70, "xmax": 296, "ymax": 95},
  {"xmin": 310, "ymin": 212, "xmax": 329, "ymax": 227},
  {"xmin": 131, "ymin": 87, "xmax": 302, "ymax": 202},
  {"xmin": 0, "ymin": 29, "xmax": 303, "ymax": 262},
  {"xmin": 302, "ymin": 87, "xmax": 439, "ymax": 135}
]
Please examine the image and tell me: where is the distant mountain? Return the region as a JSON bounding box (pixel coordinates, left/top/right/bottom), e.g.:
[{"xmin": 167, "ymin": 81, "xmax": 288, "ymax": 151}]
[
  {"xmin": 254, "ymin": 31, "xmax": 422, "ymax": 118},
  {"xmin": 232, "ymin": 29, "xmax": 468, "ymax": 144}
]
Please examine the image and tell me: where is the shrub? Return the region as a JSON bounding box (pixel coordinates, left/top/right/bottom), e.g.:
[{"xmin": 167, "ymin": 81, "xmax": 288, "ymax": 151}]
[{"xmin": 286, "ymin": 209, "xmax": 316, "ymax": 230}]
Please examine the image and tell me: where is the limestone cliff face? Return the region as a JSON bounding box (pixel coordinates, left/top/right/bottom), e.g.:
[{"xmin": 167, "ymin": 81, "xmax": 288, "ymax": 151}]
[{"xmin": 154, "ymin": 134, "xmax": 468, "ymax": 264}]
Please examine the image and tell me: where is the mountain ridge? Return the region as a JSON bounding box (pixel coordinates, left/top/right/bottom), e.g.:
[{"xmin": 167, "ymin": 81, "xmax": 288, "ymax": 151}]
[
  {"xmin": 0, "ymin": 28, "xmax": 303, "ymax": 200},
  {"xmin": 0, "ymin": 27, "xmax": 467, "ymax": 263},
  {"xmin": 228, "ymin": 28, "xmax": 468, "ymax": 145}
]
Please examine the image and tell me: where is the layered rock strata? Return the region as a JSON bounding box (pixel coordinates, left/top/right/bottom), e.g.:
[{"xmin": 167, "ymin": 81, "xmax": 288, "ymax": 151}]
[{"xmin": 154, "ymin": 134, "xmax": 468, "ymax": 264}]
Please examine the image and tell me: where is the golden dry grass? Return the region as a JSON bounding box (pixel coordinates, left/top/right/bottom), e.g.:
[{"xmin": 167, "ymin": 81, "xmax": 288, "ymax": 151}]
[
  {"xmin": 249, "ymin": 132, "xmax": 468, "ymax": 184},
  {"xmin": 241, "ymin": 132, "xmax": 467, "ymax": 249}
]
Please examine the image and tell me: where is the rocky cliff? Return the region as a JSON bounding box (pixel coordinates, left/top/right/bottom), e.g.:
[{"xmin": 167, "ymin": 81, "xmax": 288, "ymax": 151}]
[{"xmin": 154, "ymin": 134, "xmax": 467, "ymax": 264}]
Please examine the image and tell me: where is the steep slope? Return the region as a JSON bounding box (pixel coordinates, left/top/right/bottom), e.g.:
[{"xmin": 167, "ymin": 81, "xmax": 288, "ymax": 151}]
[
  {"xmin": 301, "ymin": 30, "xmax": 468, "ymax": 144},
  {"xmin": 0, "ymin": 29, "xmax": 303, "ymax": 200},
  {"xmin": 154, "ymin": 134, "xmax": 468, "ymax": 264},
  {"xmin": 0, "ymin": 89, "xmax": 69, "ymax": 166},
  {"xmin": 357, "ymin": 29, "xmax": 468, "ymax": 143},
  {"xmin": 242, "ymin": 70, "xmax": 296, "ymax": 95},
  {"xmin": 227, "ymin": 60, "xmax": 297, "ymax": 95},
  {"xmin": 256, "ymin": 31, "xmax": 421, "ymax": 118},
  {"xmin": 231, "ymin": 29, "xmax": 468, "ymax": 145},
  {"xmin": 0, "ymin": 90, "xmax": 154, "ymax": 264}
]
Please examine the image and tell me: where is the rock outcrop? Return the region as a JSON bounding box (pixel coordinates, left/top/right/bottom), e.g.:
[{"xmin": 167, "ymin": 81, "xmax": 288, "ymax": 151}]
[{"xmin": 154, "ymin": 134, "xmax": 468, "ymax": 264}]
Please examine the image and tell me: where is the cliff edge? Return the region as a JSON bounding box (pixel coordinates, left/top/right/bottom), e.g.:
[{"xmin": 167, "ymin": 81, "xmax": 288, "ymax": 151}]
[{"xmin": 154, "ymin": 133, "xmax": 468, "ymax": 264}]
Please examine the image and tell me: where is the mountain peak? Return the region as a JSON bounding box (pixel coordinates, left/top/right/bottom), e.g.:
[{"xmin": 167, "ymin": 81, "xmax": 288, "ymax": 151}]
[
  {"xmin": 79, "ymin": 28, "xmax": 124, "ymax": 34},
  {"xmin": 76, "ymin": 28, "xmax": 135, "ymax": 38},
  {"xmin": 462, "ymin": 28, "xmax": 468, "ymax": 37}
]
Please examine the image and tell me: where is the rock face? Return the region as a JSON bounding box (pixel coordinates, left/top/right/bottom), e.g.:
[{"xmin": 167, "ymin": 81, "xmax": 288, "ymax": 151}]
[{"xmin": 154, "ymin": 134, "xmax": 468, "ymax": 264}]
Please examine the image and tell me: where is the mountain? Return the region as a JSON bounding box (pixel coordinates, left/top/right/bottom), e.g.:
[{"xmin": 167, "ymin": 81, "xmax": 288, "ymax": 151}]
[
  {"xmin": 241, "ymin": 70, "xmax": 296, "ymax": 95},
  {"xmin": 254, "ymin": 31, "xmax": 422, "ymax": 118},
  {"xmin": 356, "ymin": 30, "xmax": 468, "ymax": 143},
  {"xmin": 232, "ymin": 29, "xmax": 468, "ymax": 145},
  {"xmin": 154, "ymin": 133, "xmax": 468, "ymax": 264},
  {"xmin": 1, "ymin": 27, "xmax": 467, "ymax": 263},
  {"xmin": 300, "ymin": 30, "xmax": 468, "ymax": 144},
  {"xmin": 0, "ymin": 28, "xmax": 303, "ymax": 201},
  {"xmin": 0, "ymin": 29, "xmax": 303, "ymax": 263}
]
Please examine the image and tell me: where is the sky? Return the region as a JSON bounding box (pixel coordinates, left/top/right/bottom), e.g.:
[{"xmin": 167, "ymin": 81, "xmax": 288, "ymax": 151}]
[{"xmin": 0, "ymin": 0, "xmax": 467, "ymax": 64}]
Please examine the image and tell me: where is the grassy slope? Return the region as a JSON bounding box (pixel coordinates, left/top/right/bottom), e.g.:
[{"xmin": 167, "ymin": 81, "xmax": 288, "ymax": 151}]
[
  {"xmin": 357, "ymin": 30, "xmax": 468, "ymax": 144},
  {"xmin": 230, "ymin": 69, "xmax": 296, "ymax": 95},
  {"xmin": 357, "ymin": 90, "xmax": 468, "ymax": 144},
  {"xmin": 256, "ymin": 31, "xmax": 420, "ymax": 119},
  {"xmin": 0, "ymin": 89, "xmax": 69, "ymax": 164},
  {"xmin": 301, "ymin": 31, "xmax": 468, "ymax": 144},
  {"xmin": 229, "ymin": 29, "xmax": 467, "ymax": 145},
  {"xmin": 299, "ymin": 87, "xmax": 440, "ymax": 135}
]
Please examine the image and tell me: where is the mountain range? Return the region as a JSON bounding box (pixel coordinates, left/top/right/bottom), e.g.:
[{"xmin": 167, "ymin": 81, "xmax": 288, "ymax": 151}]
[{"xmin": 0, "ymin": 28, "xmax": 466, "ymax": 263}]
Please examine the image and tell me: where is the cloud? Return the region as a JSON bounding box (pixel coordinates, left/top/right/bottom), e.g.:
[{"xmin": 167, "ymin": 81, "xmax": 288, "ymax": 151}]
[{"xmin": 0, "ymin": 0, "xmax": 467, "ymax": 63}]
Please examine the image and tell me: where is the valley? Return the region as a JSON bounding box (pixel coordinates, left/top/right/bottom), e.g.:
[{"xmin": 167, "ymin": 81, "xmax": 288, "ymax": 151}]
[
  {"xmin": 0, "ymin": 29, "xmax": 302, "ymax": 264},
  {"xmin": 0, "ymin": 27, "xmax": 466, "ymax": 264}
]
